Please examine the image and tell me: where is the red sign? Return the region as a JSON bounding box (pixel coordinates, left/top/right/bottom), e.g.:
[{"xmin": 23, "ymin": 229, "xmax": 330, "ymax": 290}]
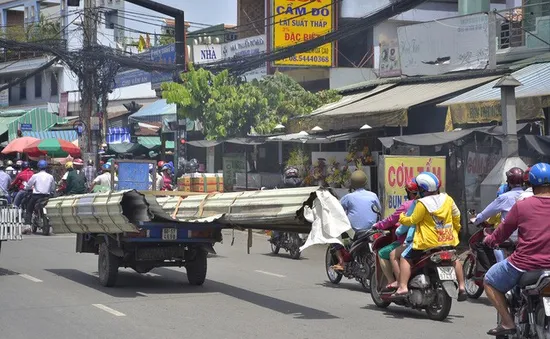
[{"xmin": 59, "ymin": 92, "xmax": 69, "ymax": 117}]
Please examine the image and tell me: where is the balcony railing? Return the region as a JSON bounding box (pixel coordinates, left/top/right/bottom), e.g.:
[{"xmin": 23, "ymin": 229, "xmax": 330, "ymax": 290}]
[{"xmin": 495, "ymin": 1, "xmax": 550, "ymax": 50}]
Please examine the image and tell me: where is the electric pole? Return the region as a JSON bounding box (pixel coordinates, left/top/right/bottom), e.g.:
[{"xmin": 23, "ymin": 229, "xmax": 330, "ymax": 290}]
[{"xmin": 82, "ymin": 0, "xmax": 98, "ymax": 162}]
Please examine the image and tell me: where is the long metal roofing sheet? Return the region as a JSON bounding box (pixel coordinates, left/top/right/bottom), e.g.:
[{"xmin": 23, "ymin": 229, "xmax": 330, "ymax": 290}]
[
  {"xmin": 439, "ymin": 62, "xmax": 550, "ymax": 106},
  {"xmin": 319, "ymin": 76, "xmax": 499, "ymax": 117}
]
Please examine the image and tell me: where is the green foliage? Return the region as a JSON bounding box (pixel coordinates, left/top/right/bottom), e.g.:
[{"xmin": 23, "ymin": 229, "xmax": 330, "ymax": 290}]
[
  {"xmin": 161, "ymin": 67, "xmax": 341, "ymax": 140},
  {"xmin": 1, "ymin": 14, "xmax": 61, "ymax": 42},
  {"xmin": 158, "ymin": 34, "xmax": 175, "ymax": 46}
]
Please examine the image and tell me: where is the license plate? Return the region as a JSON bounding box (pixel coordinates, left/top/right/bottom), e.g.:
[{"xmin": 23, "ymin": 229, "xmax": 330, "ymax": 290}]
[
  {"xmin": 437, "ymin": 266, "xmax": 457, "ymax": 281},
  {"xmin": 543, "ymin": 297, "xmax": 550, "ymax": 316},
  {"xmin": 162, "ymin": 228, "xmax": 178, "ymax": 240}
]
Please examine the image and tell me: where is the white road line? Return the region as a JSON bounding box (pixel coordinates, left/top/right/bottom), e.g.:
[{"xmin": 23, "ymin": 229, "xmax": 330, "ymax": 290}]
[
  {"xmin": 136, "ymin": 292, "xmax": 148, "ymax": 297},
  {"xmin": 19, "ymin": 274, "xmax": 43, "ymax": 282},
  {"xmin": 145, "ymin": 273, "xmax": 161, "ymax": 277},
  {"xmin": 254, "ymin": 270, "xmax": 286, "ymax": 278},
  {"xmin": 92, "ymin": 304, "xmax": 126, "ymax": 317}
]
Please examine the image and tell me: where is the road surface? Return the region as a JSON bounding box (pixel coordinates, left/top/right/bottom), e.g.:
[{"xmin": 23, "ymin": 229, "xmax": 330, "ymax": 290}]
[{"xmin": 0, "ymin": 231, "xmax": 495, "ymax": 339}]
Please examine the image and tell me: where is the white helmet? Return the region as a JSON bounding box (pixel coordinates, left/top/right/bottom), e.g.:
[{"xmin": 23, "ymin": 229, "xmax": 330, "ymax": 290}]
[{"xmin": 415, "ymin": 172, "xmax": 440, "ymax": 193}]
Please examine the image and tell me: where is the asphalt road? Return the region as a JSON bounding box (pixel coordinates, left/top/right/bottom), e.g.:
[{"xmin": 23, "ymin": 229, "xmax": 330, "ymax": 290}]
[{"xmin": 0, "ymin": 231, "xmax": 495, "ymax": 339}]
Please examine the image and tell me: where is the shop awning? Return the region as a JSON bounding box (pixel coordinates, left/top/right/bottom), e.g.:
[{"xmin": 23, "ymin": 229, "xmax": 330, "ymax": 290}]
[
  {"xmin": 523, "ymin": 135, "xmax": 550, "ymax": 156},
  {"xmin": 0, "ymin": 116, "xmax": 22, "ymax": 136},
  {"xmin": 137, "ymin": 136, "xmax": 174, "ymax": 149},
  {"xmin": 108, "ymin": 142, "xmax": 150, "ymax": 155},
  {"xmin": 7, "ymin": 108, "xmax": 67, "ymax": 141},
  {"xmin": 301, "ymin": 76, "xmax": 498, "ymax": 130},
  {"xmin": 379, "ymin": 123, "xmax": 529, "ymax": 148},
  {"xmin": 22, "ymin": 130, "xmax": 78, "ymax": 141},
  {"xmin": 439, "ymin": 62, "xmax": 550, "ymax": 125},
  {"xmin": 128, "ymin": 99, "xmax": 176, "ymax": 123}
]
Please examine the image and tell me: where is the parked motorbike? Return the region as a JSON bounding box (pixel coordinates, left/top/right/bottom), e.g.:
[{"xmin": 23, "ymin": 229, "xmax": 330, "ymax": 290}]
[
  {"xmin": 269, "ymin": 232, "xmax": 306, "ymax": 259},
  {"xmin": 324, "ymin": 204, "xmax": 381, "ymax": 291},
  {"xmin": 31, "ymin": 196, "xmax": 50, "ymax": 236},
  {"xmin": 370, "ymin": 229, "xmax": 460, "ymax": 321}
]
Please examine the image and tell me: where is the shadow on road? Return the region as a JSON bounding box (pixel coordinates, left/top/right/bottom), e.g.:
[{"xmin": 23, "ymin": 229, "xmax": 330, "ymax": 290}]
[
  {"xmin": 45, "ymin": 268, "xmax": 338, "ymax": 320},
  {"xmin": 316, "ymin": 281, "xmax": 366, "ymax": 293},
  {"xmin": 361, "ymin": 304, "xmax": 464, "ymax": 323},
  {"xmin": 465, "ymin": 297, "xmax": 492, "ymax": 307},
  {"xmin": 260, "ymin": 253, "xmax": 309, "ymax": 261}
]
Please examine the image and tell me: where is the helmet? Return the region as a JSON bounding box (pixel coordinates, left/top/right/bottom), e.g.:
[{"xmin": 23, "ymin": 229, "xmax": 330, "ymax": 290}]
[
  {"xmin": 415, "ymin": 172, "xmax": 440, "ymax": 193},
  {"xmin": 65, "ymin": 161, "xmax": 74, "ymax": 169},
  {"xmin": 149, "ymin": 163, "xmax": 154, "ymax": 172},
  {"xmin": 506, "ymin": 167, "xmax": 524, "ymax": 187},
  {"xmin": 21, "ymin": 161, "xmax": 29, "ymax": 169},
  {"xmin": 529, "ymin": 163, "xmax": 550, "ymax": 187},
  {"xmin": 496, "ymin": 183, "xmax": 509, "ymax": 197},
  {"xmin": 284, "ymin": 167, "xmax": 299, "ymax": 178},
  {"xmin": 37, "ymin": 160, "xmax": 48, "ymax": 169},
  {"xmin": 157, "ymin": 161, "xmax": 165, "ymax": 168},
  {"xmin": 16, "ymin": 160, "xmax": 22, "ymax": 166},
  {"xmin": 73, "ymin": 159, "xmax": 84, "ymax": 167},
  {"xmin": 350, "ymin": 170, "xmax": 368, "ymax": 189},
  {"xmin": 87, "ymin": 159, "xmax": 94, "ymax": 166},
  {"xmin": 405, "ymin": 178, "xmax": 419, "ymax": 194},
  {"xmin": 523, "ymin": 167, "xmax": 531, "ymax": 184},
  {"xmin": 102, "ymin": 163, "xmax": 111, "ymax": 171},
  {"xmin": 6, "ymin": 160, "xmax": 13, "ymax": 166}
]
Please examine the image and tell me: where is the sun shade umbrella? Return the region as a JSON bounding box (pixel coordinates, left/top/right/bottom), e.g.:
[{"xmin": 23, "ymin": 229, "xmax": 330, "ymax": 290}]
[
  {"xmin": 23, "ymin": 138, "xmax": 81, "ymax": 158},
  {"xmin": 1, "ymin": 136, "xmax": 40, "ymax": 154}
]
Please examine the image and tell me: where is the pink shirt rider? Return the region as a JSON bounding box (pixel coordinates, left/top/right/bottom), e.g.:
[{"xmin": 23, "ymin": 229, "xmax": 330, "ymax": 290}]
[{"xmin": 373, "ymin": 199, "xmax": 414, "ymax": 243}]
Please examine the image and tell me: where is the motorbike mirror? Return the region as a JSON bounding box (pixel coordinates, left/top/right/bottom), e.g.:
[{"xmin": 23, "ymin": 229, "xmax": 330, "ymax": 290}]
[{"xmin": 371, "ymin": 204, "xmax": 381, "ymax": 215}]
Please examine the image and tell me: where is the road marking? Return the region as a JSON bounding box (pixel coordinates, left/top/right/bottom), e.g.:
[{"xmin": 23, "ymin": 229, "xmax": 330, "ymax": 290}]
[
  {"xmin": 19, "ymin": 274, "xmax": 43, "ymax": 282},
  {"xmin": 145, "ymin": 273, "xmax": 161, "ymax": 277},
  {"xmin": 136, "ymin": 292, "xmax": 148, "ymax": 297},
  {"xmin": 254, "ymin": 270, "xmax": 285, "ymax": 278},
  {"xmin": 92, "ymin": 304, "xmax": 126, "ymax": 317}
]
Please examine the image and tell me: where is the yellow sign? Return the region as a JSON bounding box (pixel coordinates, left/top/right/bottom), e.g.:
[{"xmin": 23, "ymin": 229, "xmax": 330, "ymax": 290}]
[
  {"xmin": 272, "ymin": 0, "xmax": 333, "ymax": 67},
  {"xmin": 382, "ymin": 156, "xmax": 447, "ymax": 217}
]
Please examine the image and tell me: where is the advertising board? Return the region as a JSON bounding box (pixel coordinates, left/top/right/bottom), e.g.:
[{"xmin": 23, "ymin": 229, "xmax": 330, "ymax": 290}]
[
  {"xmin": 272, "ymin": 0, "xmax": 333, "ymax": 67},
  {"xmin": 379, "ymin": 156, "xmax": 446, "ymax": 217},
  {"xmin": 222, "ymin": 35, "xmax": 267, "ymax": 81}
]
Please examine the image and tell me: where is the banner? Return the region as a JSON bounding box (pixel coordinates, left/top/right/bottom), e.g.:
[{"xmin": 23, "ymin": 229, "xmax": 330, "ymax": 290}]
[
  {"xmin": 272, "ymin": 0, "xmax": 333, "ymax": 67},
  {"xmin": 464, "ymin": 151, "xmax": 500, "ymax": 210},
  {"xmin": 381, "ymin": 156, "xmax": 446, "ymax": 217}
]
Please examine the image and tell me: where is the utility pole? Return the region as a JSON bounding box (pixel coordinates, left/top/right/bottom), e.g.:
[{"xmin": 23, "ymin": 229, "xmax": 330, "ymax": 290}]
[{"xmin": 82, "ymin": 0, "xmax": 98, "ymax": 162}]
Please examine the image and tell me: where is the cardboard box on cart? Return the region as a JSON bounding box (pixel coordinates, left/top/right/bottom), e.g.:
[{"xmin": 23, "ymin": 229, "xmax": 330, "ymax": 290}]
[{"xmin": 178, "ymin": 173, "xmax": 224, "ymax": 193}]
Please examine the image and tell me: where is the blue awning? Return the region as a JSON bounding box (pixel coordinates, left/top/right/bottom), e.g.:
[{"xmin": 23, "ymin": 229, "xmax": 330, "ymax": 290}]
[
  {"xmin": 23, "ymin": 130, "xmax": 77, "ymax": 141},
  {"xmin": 128, "ymin": 99, "xmax": 176, "ymax": 123}
]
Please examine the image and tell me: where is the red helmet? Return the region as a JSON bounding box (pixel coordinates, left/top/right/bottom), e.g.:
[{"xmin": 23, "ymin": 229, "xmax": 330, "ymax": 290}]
[
  {"xmin": 405, "ymin": 178, "xmax": 419, "ymax": 193},
  {"xmin": 506, "ymin": 167, "xmax": 524, "ymax": 187},
  {"xmin": 523, "ymin": 167, "xmax": 531, "ymax": 184},
  {"xmin": 157, "ymin": 161, "xmax": 165, "ymax": 168}
]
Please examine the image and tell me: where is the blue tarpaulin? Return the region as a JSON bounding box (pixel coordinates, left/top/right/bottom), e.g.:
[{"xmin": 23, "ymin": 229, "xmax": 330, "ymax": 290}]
[{"xmin": 128, "ymin": 99, "xmax": 176, "ymax": 123}]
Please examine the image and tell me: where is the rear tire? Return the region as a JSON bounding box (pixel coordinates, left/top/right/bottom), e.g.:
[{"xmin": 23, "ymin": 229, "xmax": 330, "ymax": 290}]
[
  {"xmin": 535, "ymin": 303, "xmax": 550, "ymax": 339},
  {"xmin": 98, "ymin": 242, "xmax": 119, "ymax": 287},
  {"xmin": 270, "ymin": 241, "xmax": 280, "ymax": 255},
  {"xmin": 41, "ymin": 216, "xmax": 50, "ymax": 236},
  {"xmin": 370, "ymin": 271, "xmax": 391, "ymax": 308},
  {"xmin": 290, "ymin": 247, "xmax": 301, "ymax": 260},
  {"xmin": 425, "ymin": 285, "xmax": 453, "ymax": 321},
  {"xmin": 463, "ymin": 255, "xmax": 483, "ymax": 299},
  {"xmin": 325, "ymin": 246, "xmax": 342, "ymax": 284},
  {"xmin": 186, "ymin": 248, "xmax": 207, "ymax": 286}
]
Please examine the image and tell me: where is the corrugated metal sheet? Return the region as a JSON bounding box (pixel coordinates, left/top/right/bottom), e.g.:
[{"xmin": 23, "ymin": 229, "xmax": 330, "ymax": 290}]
[
  {"xmin": 138, "ymin": 137, "xmax": 175, "ymax": 149},
  {"xmin": 440, "ymin": 62, "xmax": 550, "ymax": 106},
  {"xmin": 22, "ymin": 130, "xmax": 78, "ymax": 141},
  {"xmin": 0, "ymin": 116, "xmax": 21, "ymax": 136},
  {"xmin": 8, "ymin": 108, "xmax": 67, "ymax": 141},
  {"xmin": 128, "ymin": 99, "xmax": 176, "ymax": 123},
  {"xmin": 322, "ymin": 76, "xmax": 499, "ymax": 116},
  {"xmin": 156, "ymin": 186, "xmax": 320, "ymax": 226}
]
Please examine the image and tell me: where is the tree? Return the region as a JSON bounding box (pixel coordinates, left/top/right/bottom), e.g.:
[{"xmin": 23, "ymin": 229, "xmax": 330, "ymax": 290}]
[
  {"xmin": 1, "ymin": 14, "xmax": 62, "ymax": 42},
  {"xmin": 161, "ymin": 66, "xmax": 341, "ymax": 140},
  {"xmin": 158, "ymin": 34, "xmax": 175, "ymax": 46}
]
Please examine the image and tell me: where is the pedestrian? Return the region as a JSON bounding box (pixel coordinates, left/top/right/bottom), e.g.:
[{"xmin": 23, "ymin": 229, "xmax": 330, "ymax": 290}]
[{"xmin": 83, "ymin": 159, "xmax": 97, "ymax": 189}]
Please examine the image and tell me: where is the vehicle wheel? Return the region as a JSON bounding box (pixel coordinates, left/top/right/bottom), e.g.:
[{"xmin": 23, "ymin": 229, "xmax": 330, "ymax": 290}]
[
  {"xmin": 290, "ymin": 247, "xmax": 301, "ymax": 260},
  {"xmin": 370, "ymin": 271, "xmax": 391, "ymax": 308},
  {"xmin": 31, "ymin": 222, "xmax": 38, "ymax": 234},
  {"xmin": 463, "ymin": 255, "xmax": 483, "ymax": 299},
  {"xmin": 270, "ymin": 241, "xmax": 280, "ymax": 255},
  {"xmin": 425, "ymin": 285, "xmax": 453, "ymax": 321},
  {"xmin": 41, "ymin": 216, "xmax": 50, "ymax": 236},
  {"xmin": 325, "ymin": 246, "xmax": 342, "ymax": 284},
  {"xmin": 186, "ymin": 248, "xmax": 207, "ymax": 286},
  {"xmin": 98, "ymin": 242, "xmax": 119, "ymax": 287},
  {"xmin": 535, "ymin": 303, "xmax": 550, "ymax": 339},
  {"xmin": 361, "ymin": 276, "xmax": 371, "ymax": 292}
]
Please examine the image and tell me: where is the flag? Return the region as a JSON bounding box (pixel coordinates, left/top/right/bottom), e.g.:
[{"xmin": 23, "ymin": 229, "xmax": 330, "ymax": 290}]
[
  {"xmin": 145, "ymin": 34, "xmax": 151, "ymax": 49},
  {"xmin": 137, "ymin": 35, "xmax": 146, "ymax": 52}
]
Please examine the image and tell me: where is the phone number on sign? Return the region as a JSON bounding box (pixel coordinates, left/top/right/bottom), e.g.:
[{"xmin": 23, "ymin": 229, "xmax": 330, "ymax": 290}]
[{"xmin": 284, "ymin": 55, "xmax": 330, "ymax": 63}]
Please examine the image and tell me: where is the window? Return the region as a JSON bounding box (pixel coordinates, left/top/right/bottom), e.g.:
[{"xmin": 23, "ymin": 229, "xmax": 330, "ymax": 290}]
[
  {"xmin": 35, "ymin": 73, "xmax": 42, "ymax": 98},
  {"xmin": 19, "ymin": 81, "xmax": 27, "ymax": 100},
  {"xmin": 50, "ymin": 73, "xmax": 58, "ymax": 96}
]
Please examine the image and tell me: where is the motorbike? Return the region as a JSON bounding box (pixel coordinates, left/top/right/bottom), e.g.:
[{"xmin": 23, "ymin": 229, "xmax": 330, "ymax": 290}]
[
  {"xmin": 324, "ymin": 205, "xmax": 381, "ymax": 292},
  {"xmin": 369, "ymin": 229, "xmax": 460, "ymax": 321},
  {"xmin": 31, "ymin": 195, "xmax": 50, "ymax": 236},
  {"xmin": 269, "ymin": 232, "xmax": 307, "ymax": 259}
]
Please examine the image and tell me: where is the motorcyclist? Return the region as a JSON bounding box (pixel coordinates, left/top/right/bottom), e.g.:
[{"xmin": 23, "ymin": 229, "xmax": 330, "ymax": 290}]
[
  {"xmin": 331, "ymin": 170, "xmax": 380, "ymax": 271},
  {"xmin": 5, "ymin": 160, "xmax": 16, "ymax": 179},
  {"xmin": 395, "ymin": 172, "xmax": 467, "ymax": 301},
  {"xmin": 0, "ymin": 160, "xmax": 11, "ymax": 203},
  {"xmin": 517, "ymin": 166, "xmax": 533, "ymax": 201},
  {"xmin": 24, "ymin": 160, "xmax": 55, "ymax": 225},
  {"xmin": 271, "ymin": 167, "xmax": 304, "ymax": 243},
  {"xmin": 483, "ymin": 162, "xmax": 550, "ymax": 336},
  {"xmin": 10, "ymin": 161, "xmax": 34, "ymax": 208},
  {"xmin": 160, "ymin": 164, "xmax": 174, "ymax": 191},
  {"xmin": 372, "ymin": 178, "xmax": 418, "ymax": 290},
  {"xmin": 89, "ymin": 163, "xmax": 113, "ymax": 192},
  {"xmin": 60, "ymin": 161, "xmax": 87, "ymax": 195}
]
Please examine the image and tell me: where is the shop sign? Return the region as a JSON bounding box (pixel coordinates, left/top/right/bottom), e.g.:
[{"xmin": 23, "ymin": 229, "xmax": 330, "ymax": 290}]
[
  {"xmin": 222, "ymin": 35, "xmax": 267, "ymax": 81},
  {"xmin": 192, "ymin": 44, "xmax": 223, "ymax": 65},
  {"xmin": 272, "ymin": 0, "xmax": 333, "ymax": 67},
  {"xmin": 380, "ymin": 156, "xmax": 446, "ymax": 217}
]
